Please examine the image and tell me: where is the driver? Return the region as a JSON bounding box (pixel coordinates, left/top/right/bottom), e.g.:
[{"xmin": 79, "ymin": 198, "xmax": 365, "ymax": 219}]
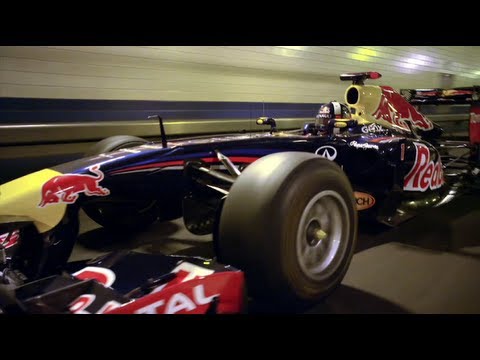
[
  {"xmin": 316, "ymin": 101, "xmax": 352, "ymax": 134},
  {"xmin": 316, "ymin": 101, "xmax": 351, "ymax": 125}
]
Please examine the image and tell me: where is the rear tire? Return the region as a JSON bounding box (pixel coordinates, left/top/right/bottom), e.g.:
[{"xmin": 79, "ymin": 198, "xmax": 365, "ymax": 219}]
[
  {"xmin": 82, "ymin": 199, "xmax": 161, "ymax": 231},
  {"xmin": 216, "ymin": 152, "xmax": 357, "ymax": 306}
]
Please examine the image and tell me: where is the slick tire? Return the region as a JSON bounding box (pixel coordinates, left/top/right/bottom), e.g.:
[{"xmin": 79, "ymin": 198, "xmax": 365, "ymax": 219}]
[
  {"xmin": 82, "ymin": 135, "xmax": 162, "ymax": 231},
  {"xmin": 82, "ymin": 198, "xmax": 161, "ymax": 231},
  {"xmin": 216, "ymin": 152, "xmax": 357, "ymax": 306},
  {"xmin": 84, "ymin": 135, "xmax": 149, "ymax": 157}
]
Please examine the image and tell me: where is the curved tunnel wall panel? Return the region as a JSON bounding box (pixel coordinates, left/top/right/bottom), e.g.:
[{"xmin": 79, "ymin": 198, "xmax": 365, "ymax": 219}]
[
  {"xmin": 0, "ymin": 46, "xmax": 478, "ymax": 182},
  {"xmin": 3, "ymin": 46, "xmax": 479, "ymax": 104}
]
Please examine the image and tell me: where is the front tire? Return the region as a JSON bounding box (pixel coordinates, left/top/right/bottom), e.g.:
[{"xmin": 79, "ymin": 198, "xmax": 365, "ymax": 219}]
[
  {"xmin": 83, "ymin": 135, "xmax": 149, "ymax": 157},
  {"xmin": 82, "ymin": 135, "xmax": 164, "ymax": 230},
  {"xmin": 216, "ymin": 152, "xmax": 357, "ymax": 305}
]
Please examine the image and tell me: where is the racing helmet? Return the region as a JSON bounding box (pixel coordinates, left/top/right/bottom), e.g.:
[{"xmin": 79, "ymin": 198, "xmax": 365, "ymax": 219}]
[{"xmin": 316, "ymin": 101, "xmax": 351, "ymax": 124}]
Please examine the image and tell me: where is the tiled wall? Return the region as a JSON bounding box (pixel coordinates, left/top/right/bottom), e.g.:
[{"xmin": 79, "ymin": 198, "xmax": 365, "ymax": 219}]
[{"xmin": 2, "ymin": 46, "xmax": 478, "ymax": 104}]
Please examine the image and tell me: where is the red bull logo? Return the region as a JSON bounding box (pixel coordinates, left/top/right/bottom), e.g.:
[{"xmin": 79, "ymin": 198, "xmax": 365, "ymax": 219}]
[
  {"xmin": 373, "ymin": 86, "xmax": 434, "ymax": 131},
  {"xmin": 404, "ymin": 143, "xmax": 444, "ymax": 192},
  {"xmin": 38, "ymin": 165, "xmax": 110, "ymax": 207}
]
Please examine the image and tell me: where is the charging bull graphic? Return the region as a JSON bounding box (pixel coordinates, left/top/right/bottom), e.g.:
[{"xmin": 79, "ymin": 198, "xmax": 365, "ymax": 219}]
[
  {"xmin": 373, "ymin": 86, "xmax": 434, "ymax": 131},
  {"xmin": 38, "ymin": 165, "xmax": 110, "ymax": 207}
]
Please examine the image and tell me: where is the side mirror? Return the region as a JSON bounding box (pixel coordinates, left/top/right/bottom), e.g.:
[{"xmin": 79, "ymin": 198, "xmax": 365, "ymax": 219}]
[{"xmin": 256, "ymin": 117, "xmax": 277, "ymax": 134}]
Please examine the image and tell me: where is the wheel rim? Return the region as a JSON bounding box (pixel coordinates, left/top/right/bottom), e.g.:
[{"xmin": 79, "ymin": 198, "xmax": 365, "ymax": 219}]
[{"xmin": 295, "ymin": 190, "xmax": 350, "ymax": 281}]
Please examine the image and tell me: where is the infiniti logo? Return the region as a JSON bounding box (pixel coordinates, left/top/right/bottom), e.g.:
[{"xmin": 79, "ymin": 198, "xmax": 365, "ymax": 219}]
[{"xmin": 315, "ymin": 146, "xmax": 337, "ymax": 161}]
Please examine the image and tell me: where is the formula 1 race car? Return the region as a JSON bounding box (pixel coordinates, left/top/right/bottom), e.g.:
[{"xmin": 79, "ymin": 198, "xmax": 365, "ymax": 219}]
[
  {"xmin": 1, "ymin": 71, "xmax": 479, "ymax": 313},
  {"xmin": 400, "ymin": 86, "xmax": 480, "ymax": 104}
]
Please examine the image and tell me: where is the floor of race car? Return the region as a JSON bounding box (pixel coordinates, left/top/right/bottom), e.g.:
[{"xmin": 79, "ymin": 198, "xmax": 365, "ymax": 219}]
[{"xmin": 70, "ymin": 193, "xmax": 480, "ymax": 314}]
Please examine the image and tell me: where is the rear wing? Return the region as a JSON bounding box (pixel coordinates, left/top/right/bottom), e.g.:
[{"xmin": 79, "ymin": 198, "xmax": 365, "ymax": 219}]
[
  {"xmin": 400, "ymin": 86, "xmax": 480, "ymax": 105},
  {"xmin": 401, "ymin": 86, "xmax": 480, "ymax": 145},
  {"xmin": 340, "ymin": 72, "xmax": 381, "ymax": 85}
]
